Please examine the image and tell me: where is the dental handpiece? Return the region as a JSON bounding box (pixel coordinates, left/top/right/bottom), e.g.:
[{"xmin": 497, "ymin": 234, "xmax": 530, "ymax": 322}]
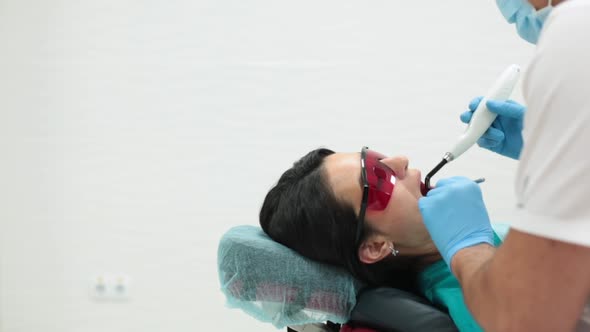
[{"xmin": 424, "ymin": 64, "xmax": 521, "ymax": 191}]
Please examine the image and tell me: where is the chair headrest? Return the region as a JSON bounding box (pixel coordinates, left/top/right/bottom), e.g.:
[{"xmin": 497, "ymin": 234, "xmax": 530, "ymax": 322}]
[{"xmin": 217, "ymin": 225, "xmax": 363, "ymax": 329}]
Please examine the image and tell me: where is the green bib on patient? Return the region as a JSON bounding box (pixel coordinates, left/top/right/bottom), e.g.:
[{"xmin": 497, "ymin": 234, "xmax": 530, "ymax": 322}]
[{"xmin": 417, "ymin": 224, "xmax": 509, "ymax": 332}]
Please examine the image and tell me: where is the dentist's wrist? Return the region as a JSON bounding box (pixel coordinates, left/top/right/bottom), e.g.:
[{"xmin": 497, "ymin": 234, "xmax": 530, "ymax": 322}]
[
  {"xmin": 443, "ymin": 236, "xmax": 494, "ymax": 266},
  {"xmin": 451, "ymin": 243, "xmax": 496, "ymax": 282}
]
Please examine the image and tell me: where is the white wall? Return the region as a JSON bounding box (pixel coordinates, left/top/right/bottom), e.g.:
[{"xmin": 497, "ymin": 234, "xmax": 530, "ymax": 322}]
[{"xmin": 0, "ymin": 1, "xmax": 533, "ymax": 331}]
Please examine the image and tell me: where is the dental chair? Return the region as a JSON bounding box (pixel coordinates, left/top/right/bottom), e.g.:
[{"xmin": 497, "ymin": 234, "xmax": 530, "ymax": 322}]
[{"xmin": 217, "ymin": 225, "xmax": 458, "ymax": 332}]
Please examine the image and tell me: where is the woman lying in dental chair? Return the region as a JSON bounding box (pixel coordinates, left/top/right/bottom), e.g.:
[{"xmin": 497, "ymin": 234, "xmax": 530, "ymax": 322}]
[{"xmin": 260, "ymin": 147, "xmax": 507, "ymax": 332}]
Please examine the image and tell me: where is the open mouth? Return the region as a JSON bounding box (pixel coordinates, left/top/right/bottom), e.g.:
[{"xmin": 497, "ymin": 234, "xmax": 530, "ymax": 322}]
[{"xmin": 420, "ymin": 181, "xmax": 430, "ymax": 196}]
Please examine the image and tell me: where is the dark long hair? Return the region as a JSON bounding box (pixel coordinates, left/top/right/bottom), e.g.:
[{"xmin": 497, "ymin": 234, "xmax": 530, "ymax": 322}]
[{"xmin": 259, "ymin": 148, "xmax": 426, "ymax": 291}]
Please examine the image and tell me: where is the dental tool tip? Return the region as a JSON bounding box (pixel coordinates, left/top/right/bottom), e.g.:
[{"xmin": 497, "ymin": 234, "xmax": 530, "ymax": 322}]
[{"xmin": 474, "ymin": 178, "xmax": 486, "ymax": 184}]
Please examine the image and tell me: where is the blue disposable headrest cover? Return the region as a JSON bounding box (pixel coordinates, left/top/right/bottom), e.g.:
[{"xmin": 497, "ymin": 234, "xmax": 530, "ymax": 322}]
[{"xmin": 217, "ymin": 225, "xmax": 363, "ymax": 328}]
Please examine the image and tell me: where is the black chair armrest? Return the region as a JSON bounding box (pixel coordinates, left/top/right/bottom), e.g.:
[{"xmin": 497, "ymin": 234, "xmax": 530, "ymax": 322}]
[{"xmin": 349, "ymin": 288, "xmax": 458, "ymax": 332}]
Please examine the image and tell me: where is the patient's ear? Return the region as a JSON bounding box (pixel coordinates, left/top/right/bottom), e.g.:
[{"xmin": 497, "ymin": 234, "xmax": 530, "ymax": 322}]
[{"xmin": 358, "ymin": 235, "xmax": 392, "ymax": 264}]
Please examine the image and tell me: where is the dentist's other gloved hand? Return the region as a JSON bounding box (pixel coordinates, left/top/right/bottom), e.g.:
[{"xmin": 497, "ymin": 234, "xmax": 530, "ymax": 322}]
[
  {"xmin": 460, "ymin": 96, "xmax": 525, "ymax": 160},
  {"xmin": 418, "ymin": 176, "xmax": 494, "ymax": 267}
]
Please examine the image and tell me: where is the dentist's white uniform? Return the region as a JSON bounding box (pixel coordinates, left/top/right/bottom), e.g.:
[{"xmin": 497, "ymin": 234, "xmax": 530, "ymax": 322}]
[{"xmin": 513, "ymin": 0, "xmax": 590, "ymax": 327}]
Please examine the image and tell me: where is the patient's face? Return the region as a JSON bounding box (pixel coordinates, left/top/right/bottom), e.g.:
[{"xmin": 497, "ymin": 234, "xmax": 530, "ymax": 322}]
[{"xmin": 324, "ymin": 151, "xmax": 433, "ymax": 251}]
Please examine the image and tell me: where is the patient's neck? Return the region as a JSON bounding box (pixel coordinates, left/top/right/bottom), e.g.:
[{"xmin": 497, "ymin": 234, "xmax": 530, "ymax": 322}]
[
  {"xmin": 398, "ymin": 240, "xmax": 439, "ymax": 257},
  {"xmin": 398, "ymin": 241, "xmax": 443, "ymax": 268}
]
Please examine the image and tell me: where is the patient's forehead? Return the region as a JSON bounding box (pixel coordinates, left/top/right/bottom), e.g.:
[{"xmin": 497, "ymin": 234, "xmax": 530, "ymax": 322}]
[{"xmin": 323, "ymin": 152, "xmax": 362, "ymax": 210}]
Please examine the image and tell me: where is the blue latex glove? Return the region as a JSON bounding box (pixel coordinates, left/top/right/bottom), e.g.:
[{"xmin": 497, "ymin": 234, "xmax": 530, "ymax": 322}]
[
  {"xmin": 460, "ymin": 96, "xmax": 525, "ymax": 160},
  {"xmin": 418, "ymin": 176, "xmax": 494, "ymax": 266}
]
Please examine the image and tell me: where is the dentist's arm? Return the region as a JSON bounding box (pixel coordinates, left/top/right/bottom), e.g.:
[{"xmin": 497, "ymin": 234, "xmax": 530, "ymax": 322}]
[
  {"xmin": 452, "ymin": 230, "xmax": 590, "ymax": 332},
  {"xmin": 419, "ymin": 178, "xmax": 590, "ymax": 331}
]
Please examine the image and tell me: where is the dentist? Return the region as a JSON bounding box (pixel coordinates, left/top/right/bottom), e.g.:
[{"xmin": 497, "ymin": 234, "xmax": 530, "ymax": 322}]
[{"xmin": 419, "ymin": 0, "xmax": 590, "ymax": 331}]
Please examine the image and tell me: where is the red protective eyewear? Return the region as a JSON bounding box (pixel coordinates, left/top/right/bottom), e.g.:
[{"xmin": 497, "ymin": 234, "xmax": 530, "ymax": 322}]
[{"xmin": 355, "ymin": 147, "xmax": 396, "ymax": 244}]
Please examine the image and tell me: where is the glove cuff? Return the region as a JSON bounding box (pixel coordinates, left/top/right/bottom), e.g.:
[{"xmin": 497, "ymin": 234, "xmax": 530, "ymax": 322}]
[{"xmin": 443, "ymin": 235, "xmax": 494, "ymax": 266}]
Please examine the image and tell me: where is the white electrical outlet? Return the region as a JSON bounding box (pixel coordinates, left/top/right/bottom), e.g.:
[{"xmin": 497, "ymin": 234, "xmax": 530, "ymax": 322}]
[{"xmin": 90, "ymin": 274, "xmax": 131, "ymax": 302}]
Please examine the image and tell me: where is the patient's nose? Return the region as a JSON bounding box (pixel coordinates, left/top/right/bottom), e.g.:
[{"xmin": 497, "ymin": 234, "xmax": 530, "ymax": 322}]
[{"xmin": 381, "ymin": 155, "xmax": 409, "ymax": 179}]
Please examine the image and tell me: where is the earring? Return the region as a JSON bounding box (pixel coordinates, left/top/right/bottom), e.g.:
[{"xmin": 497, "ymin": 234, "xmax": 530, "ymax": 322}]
[{"xmin": 389, "ymin": 244, "xmax": 399, "ymax": 256}]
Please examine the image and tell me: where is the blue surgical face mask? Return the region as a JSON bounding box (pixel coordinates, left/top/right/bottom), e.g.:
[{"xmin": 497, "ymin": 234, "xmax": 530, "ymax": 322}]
[{"xmin": 496, "ymin": 0, "xmax": 554, "ymax": 44}]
